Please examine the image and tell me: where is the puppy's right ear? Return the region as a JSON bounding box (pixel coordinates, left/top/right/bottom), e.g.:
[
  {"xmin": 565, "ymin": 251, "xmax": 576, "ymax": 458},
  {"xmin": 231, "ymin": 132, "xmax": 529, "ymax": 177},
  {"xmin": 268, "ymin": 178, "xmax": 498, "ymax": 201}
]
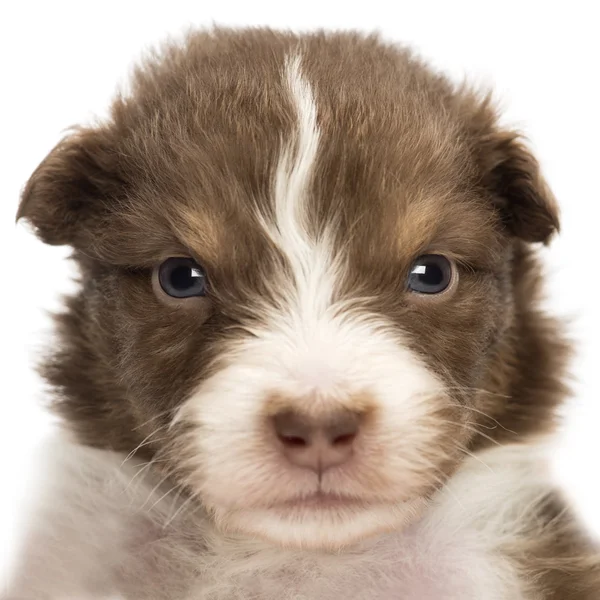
[{"xmin": 17, "ymin": 128, "xmax": 121, "ymax": 247}]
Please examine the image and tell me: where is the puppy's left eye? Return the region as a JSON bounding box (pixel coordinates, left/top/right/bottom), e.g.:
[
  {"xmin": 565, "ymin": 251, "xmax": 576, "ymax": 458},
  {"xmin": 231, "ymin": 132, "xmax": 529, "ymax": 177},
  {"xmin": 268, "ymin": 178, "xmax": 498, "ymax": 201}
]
[
  {"xmin": 408, "ymin": 254, "xmax": 454, "ymax": 294},
  {"xmin": 157, "ymin": 257, "xmax": 208, "ymax": 298}
]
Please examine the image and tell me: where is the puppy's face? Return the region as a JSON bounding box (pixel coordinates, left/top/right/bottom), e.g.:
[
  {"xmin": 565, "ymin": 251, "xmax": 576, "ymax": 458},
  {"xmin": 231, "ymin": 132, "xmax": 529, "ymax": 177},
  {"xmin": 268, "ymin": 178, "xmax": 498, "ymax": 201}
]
[{"xmin": 19, "ymin": 30, "xmax": 559, "ymax": 549}]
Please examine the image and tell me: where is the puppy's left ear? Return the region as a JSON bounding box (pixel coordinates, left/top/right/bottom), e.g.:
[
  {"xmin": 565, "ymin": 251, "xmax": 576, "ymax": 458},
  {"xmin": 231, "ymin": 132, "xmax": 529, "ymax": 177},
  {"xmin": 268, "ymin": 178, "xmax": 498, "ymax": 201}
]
[{"xmin": 465, "ymin": 96, "xmax": 560, "ymax": 244}]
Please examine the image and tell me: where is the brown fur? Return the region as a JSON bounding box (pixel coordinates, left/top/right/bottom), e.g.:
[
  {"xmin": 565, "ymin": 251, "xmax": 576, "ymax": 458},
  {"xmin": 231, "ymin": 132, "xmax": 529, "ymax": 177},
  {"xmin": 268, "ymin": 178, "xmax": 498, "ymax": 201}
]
[{"xmin": 16, "ymin": 27, "xmax": 598, "ymax": 596}]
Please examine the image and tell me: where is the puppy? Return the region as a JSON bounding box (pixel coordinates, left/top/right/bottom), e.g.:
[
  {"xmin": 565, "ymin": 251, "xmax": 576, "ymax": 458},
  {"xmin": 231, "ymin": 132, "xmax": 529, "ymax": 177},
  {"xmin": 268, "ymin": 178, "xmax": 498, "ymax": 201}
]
[{"xmin": 6, "ymin": 27, "xmax": 600, "ymax": 599}]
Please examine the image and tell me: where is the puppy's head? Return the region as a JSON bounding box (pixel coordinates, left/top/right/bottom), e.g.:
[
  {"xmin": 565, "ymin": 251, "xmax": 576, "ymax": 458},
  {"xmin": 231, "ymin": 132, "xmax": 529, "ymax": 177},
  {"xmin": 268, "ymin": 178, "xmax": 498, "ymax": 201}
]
[{"xmin": 18, "ymin": 29, "xmax": 564, "ymax": 549}]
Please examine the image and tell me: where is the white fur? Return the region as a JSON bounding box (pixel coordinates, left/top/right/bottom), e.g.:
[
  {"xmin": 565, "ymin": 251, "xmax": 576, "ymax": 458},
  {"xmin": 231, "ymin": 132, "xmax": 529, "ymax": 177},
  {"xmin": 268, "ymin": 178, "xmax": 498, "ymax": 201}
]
[{"xmin": 5, "ymin": 434, "xmax": 551, "ymax": 599}]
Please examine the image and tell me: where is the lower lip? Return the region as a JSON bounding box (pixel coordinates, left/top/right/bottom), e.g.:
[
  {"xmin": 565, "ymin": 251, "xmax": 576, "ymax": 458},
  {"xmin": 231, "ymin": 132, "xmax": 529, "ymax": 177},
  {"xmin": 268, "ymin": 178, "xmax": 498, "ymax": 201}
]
[{"xmin": 276, "ymin": 494, "xmax": 368, "ymax": 510}]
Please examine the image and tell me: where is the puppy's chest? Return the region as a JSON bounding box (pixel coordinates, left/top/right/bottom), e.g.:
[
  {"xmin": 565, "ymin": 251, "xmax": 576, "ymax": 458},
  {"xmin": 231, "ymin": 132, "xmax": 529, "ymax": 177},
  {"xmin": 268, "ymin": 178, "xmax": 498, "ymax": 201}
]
[{"xmin": 189, "ymin": 524, "xmax": 518, "ymax": 600}]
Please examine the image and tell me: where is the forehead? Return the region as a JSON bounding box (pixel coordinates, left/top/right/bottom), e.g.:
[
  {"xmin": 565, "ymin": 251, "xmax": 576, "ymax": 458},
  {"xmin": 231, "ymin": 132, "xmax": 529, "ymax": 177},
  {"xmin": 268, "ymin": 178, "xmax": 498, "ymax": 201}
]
[{"xmin": 108, "ymin": 30, "xmax": 501, "ymax": 270}]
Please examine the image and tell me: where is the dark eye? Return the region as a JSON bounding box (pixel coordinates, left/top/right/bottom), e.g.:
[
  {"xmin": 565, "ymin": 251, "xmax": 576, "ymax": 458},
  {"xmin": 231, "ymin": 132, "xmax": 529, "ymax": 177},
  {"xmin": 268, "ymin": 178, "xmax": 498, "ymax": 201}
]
[
  {"xmin": 407, "ymin": 254, "xmax": 453, "ymax": 294},
  {"xmin": 158, "ymin": 257, "xmax": 208, "ymax": 298}
]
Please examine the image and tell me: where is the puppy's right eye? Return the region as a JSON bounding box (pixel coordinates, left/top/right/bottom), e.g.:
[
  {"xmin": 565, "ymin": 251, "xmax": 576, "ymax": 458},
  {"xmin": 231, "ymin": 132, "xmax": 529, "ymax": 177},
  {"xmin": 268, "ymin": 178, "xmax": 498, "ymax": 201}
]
[
  {"xmin": 157, "ymin": 257, "xmax": 208, "ymax": 298},
  {"xmin": 407, "ymin": 254, "xmax": 455, "ymax": 295}
]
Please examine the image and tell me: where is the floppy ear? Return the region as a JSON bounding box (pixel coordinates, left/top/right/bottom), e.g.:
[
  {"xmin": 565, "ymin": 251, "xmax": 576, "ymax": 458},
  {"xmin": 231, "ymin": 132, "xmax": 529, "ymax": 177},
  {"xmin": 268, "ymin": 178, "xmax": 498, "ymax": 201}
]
[
  {"xmin": 463, "ymin": 95, "xmax": 560, "ymax": 244},
  {"xmin": 478, "ymin": 130, "xmax": 560, "ymax": 244},
  {"xmin": 16, "ymin": 128, "xmax": 121, "ymax": 247}
]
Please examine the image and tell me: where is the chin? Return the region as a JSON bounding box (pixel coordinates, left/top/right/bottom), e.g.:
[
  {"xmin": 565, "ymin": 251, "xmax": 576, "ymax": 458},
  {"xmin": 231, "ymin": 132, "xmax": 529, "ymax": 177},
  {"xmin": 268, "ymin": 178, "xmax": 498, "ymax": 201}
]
[{"xmin": 212, "ymin": 497, "xmax": 429, "ymax": 550}]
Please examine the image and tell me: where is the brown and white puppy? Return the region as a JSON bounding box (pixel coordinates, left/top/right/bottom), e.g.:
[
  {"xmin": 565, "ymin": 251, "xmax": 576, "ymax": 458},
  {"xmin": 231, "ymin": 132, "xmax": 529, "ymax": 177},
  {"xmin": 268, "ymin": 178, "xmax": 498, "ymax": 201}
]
[{"xmin": 6, "ymin": 27, "xmax": 600, "ymax": 599}]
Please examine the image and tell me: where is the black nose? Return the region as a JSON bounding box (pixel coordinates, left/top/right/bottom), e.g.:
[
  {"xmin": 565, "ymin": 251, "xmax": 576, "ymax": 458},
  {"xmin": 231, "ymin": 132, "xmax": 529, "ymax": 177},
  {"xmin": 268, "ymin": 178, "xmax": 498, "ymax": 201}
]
[{"xmin": 271, "ymin": 409, "xmax": 361, "ymax": 472}]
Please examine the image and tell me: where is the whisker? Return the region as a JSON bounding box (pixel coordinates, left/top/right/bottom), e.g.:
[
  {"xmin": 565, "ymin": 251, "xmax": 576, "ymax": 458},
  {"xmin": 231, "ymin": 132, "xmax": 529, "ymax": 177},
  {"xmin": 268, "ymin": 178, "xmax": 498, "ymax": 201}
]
[
  {"xmin": 441, "ymin": 386, "xmax": 511, "ymax": 399},
  {"xmin": 445, "ymin": 403, "xmax": 517, "ymax": 435},
  {"xmin": 163, "ymin": 494, "xmax": 198, "ymax": 529},
  {"xmin": 455, "ymin": 446, "xmax": 496, "ymax": 474},
  {"xmin": 146, "ymin": 485, "xmax": 180, "ymax": 514},
  {"xmin": 121, "ymin": 426, "xmax": 168, "ymax": 466},
  {"xmin": 132, "ymin": 408, "xmax": 178, "ymax": 432},
  {"xmin": 124, "ymin": 457, "xmax": 171, "ymax": 491},
  {"xmin": 433, "ymin": 417, "xmax": 502, "ymax": 447},
  {"xmin": 139, "ymin": 470, "xmax": 177, "ymax": 511},
  {"xmin": 430, "ymin": 469, "xmax": 465, "ymax": 511}
]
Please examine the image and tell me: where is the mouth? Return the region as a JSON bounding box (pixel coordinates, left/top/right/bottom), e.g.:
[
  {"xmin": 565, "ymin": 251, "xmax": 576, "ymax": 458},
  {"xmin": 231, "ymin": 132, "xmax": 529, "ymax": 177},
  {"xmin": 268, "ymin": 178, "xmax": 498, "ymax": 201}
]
[
  {"xmin": 274, "ymin": 492, "xmax": 370, "ymax": 511},
  {"xmin": 216, "ymin": 493, "xmax": 428, "ymax": 550}
]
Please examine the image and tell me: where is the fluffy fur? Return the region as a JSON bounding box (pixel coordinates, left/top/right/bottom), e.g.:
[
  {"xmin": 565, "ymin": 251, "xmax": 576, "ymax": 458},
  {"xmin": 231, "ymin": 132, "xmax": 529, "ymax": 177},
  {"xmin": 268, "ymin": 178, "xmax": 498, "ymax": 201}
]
[
  {"xmin": 6, "ymin": 27, "xmax": 600, "ymax": 598},
  {"xmin": 7, "ymin": 436, "xmax": 599, "ymax": 599}
]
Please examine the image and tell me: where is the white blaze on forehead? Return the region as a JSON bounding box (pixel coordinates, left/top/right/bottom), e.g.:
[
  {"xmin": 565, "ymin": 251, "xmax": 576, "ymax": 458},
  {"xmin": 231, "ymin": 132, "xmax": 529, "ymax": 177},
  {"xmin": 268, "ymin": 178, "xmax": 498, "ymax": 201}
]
[
  {"xmin": 257, "ymin": 54, "xmax": 338, "ymax": 321},
  {"xmin": 272, "ymin": 54, "xmax": 320, "ymax": 254}
]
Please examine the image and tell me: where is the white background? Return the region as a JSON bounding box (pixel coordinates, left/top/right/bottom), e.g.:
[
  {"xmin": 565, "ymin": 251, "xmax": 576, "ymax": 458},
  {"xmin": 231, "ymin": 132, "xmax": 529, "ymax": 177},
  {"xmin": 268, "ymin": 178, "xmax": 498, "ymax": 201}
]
[{"xmin": 1, "ymin": 0, "xmax": 599, "ymax": 586}]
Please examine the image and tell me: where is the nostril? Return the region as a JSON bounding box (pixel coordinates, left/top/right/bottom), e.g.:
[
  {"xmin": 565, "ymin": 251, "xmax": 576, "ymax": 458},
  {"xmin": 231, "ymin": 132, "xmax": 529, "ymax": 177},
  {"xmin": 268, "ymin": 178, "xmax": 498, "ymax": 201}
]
[
  {"xmin": 325, "ymin": 410, "xmax": 361, "ymax": 446},
  {"xmin": 278, "ymin": 434, "xmax": 309, "ymax": 448},
  {"xmin": 331, "ymin": 431, "xmax": 357, "ymax": 446},
  {"xmin": 271, "ymin": 410, "xmax": 313, "ymax": 448}
]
